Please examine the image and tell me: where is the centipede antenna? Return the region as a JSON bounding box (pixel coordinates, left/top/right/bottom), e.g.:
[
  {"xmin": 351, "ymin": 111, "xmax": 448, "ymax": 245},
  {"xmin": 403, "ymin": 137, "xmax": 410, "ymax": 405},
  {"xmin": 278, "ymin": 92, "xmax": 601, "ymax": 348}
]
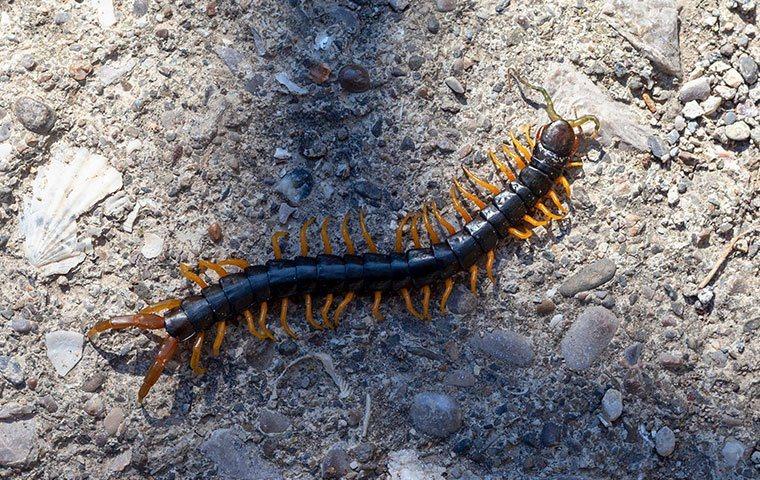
[
  {"xmin": 508, "ymin": 68, "xmax": 562, "ymax": 122},
  {"xmin": 569, "ymin": 114, "xmax": 601, "ymax": 137}
]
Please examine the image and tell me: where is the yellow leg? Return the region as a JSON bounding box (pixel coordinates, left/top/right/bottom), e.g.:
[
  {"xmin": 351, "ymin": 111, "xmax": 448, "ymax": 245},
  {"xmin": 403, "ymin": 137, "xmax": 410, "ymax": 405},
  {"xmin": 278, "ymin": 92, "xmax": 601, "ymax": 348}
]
[
  {"xmin": 371, "ymin": 291, "xmax": 384, "ymax": 321},
  {"xmin": 340, "ymin": 213, "xmax": 356, "ymax": 254},
  {"xmin": 191, "ymin": 332, "xmax": 207, "ymax": 375},
  {"xmin": 485, "ymin": 251, "xmax": 496, "ymax": 284},
  {"xmin": 321, "ymin": 217, "xmax": 334, "ymax": 254},
  {"xmin": 536, "ymin": 202, "xmax": 563, "ymax": 221},
  {"xmin": 271, "ymin": 231, "xmax": 289, "ymax": 259},
  {"xmin": 502, "ymin": 143, "xmax": 526, "ymax": 171},
  {"xmin": 454, "ymin": 178, "xmax": 486, "ymax": 209},
  {"xmin": 547, "ymin": 190, "xmax": 568, "ymax": 213},
  {"xmin": 401, "ymin": 289, "xmax": 422, "ymax": 319},
  {"xmin": 567, "ymin": 161, "xmax": 583, "ymax": 168},
  {"xmin": 321, "ymin": 294, "xmax": 334, "ymax": 329},
  {"xmin": 211, "ymin": 320, "xmax": 226, "ymax": 357},
  {"xmin": 199, "ymin": 259, "xmax": 227, "ymax": 278},
  {"xmin": 510, "ymin": 130, "xmax": 532, "ymax": 164},
  {"xmin": 488, "ymin": 150, "xmax": 517, "ymax": 181},
  {"xmin": 422, "ymin": 205, "xmax": 441, "ymax": 243},
  {"xmin": 520, "ymin": 124, "xmax": 536, "ymax": 150},
  {"xmin": 440, "ymin": 278, "xmax": 454, "ymax": 313},
  {"xmin": 557, "ymin": 176, "xmax": 571, "ymax": 197},
  {"xmin": 523, "ymin": 214, "xmax": 550, "ymax": 228},
  {"xmin": 469, "ymin": 265, "xmax": 478, "ymax": 295},
  {"xmin": 257, "ymin": 302, "xmax": 275, "ymax": 340},
  {"xmin": 280, "ymin": 298, "xmax": 297, "ymax": 339},
  {"xmin": 395, "ymin": 213, "xmax": 415, "ymax": 253},
  {"xmin": 300, "ymin": 217, "xmax": 316, "ymax": 255},
  {"xmin": 139, "ymin": 298, "xmax": 181, "ymax": 315},
  {"xmin": 244, "ymin": 309, "xmax": 266, "ymax": 340},
  {"xmin": 333, "ymin": 292, "xmax": 355, "ymax": 326},
  {"xmin": 431, "ymin": 201, "xmax": 457, "ymax": 235},
  {"xmin": 304, "ymin": 294, "xmax": 323, "ymax": 330},
  {"xmin": 421, "ymin": 286, "xmax": 431, "ymax": 320},
  {"xmin": 217, "ymin": 258, "xmax": 250, "ymax": 269},
  {"xmin": 462, "ymin": 166, "xmax": 501, "ymax": 195},
  {"xmin": 180, "ymin": 263, "xmax": 208, "ymax": 288},
  {"xmin": 508, "ymin": 227, "xmax": 533, "ymax": 240},
  {"xmin": 450, "ymin": 185, "xmax": 473, "ymax": 223}
]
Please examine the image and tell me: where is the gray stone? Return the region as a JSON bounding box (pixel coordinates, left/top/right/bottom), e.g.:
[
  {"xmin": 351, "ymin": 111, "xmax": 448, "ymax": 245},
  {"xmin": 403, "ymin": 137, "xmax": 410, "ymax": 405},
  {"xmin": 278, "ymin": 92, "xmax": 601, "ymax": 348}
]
[
  {"xmin": 276, "ymin": 169, "xmax": 313, "ymax": 205},
  {"xmin": 561, "ymin": 306, "xmax": 620, "ymax": 370},
  {"xmin": 436, "ymin": 0, "xmax": 456, "ymax": 12},
  {"xmin": 682, "ymin": 101, "xmax": 704, "ymax": 120},
  {"xmin": 409, "ymin": 392, "xmax": 462, "ymax": 438},
  {"xmin": 444, "ymin": 368, "xmax": 476, "ymax": 388},
  {"xmin": 445, "ymin": 76, "xmax": 465, "ymax": 94},
  {"xmin": 45, "ymin": 331, "xmax": 84, "ymax": 377},
  {"xmin": 545, "ymin": 63, "xmax": 654, "ymax": 151},
  {"xmin": 721, "ymin": 440, "xmax": 745, "ymax": 467},
  {"xmin": 648, "ymin": 136, "xmax": 667, "ymax": 159},
  {"xmin": 738, "ymin": 55, "xmax": 758, "ymax": 85},
  {"xmin": 0, "ymin": 356, "xmax": 25, "ymax": 387},
  {"xmin": 388, "ymin": 0, "xmax": 410, "ymax": 12},
  {"xmin": 14, "ymin": 97, "xmax": 56, "ymax": 134},
  {"xmin": 601, "ymin": 388, "xmax": 623, "ymax": 421},
  {"xmin": 725, "ymin": 121, "xmax": 750, "ymax": 141},
  {"xmin": 98, "ymin": 58, "xmax": 137, "ymax": 86},
  {"xmin": 677, "ymin": 77, "xmax": 711, "ymax": 103},
  {"xmin": 655, "ymin": 426, "xmax": 675, "ymax": 456},
  {"xmin": 321, "ymin": 444, "xmax": 350, "ymax": 479},
  {"xmin": 0, "ymin": 419, "xmax": 36, "ymax": 466},
  {"xmin": 9, "ymin": 317, "xmax": 34, "ymax": 334},
  {"xmin": 469, "ymin": 330, "xmax": 534, "ymax": 367},
  {"xmin": 0, "ymin": 403, "xmax": 33, "ymax": 420},
  {"xmin": 84, "ymin": 395, "xmax": 104, "ymax": 417},
  {"xmin": 82, "ymin": 372, "xmax": 107, "ymax": 392},
  {"xmin": 258, "ymin": 410, "xmax": 291, "ymax": 434},
  {"xmin": 559, "ymin": 259, "xmax": 616, "ymax": 297},
  {"xmin": 103, "ymin": 407, "xmax": 124, "ymax": 436},
  {"xmin": 199, "ymin": 427, "xmax": 282, "ymax": 480},
  {"xmin": 132, "ymin": 0, "xmax": 148, "ymax": 17},
  {"xmin": 723, "ymin": 68, "xmax": 744, "ymax": 88},
  {"xmin": 602, "ymin": 0, "xmax": 681, "ymax": 76},
  {"xmin": 447, "ymin": 284, "xmax": 477, "ymax": 315}
]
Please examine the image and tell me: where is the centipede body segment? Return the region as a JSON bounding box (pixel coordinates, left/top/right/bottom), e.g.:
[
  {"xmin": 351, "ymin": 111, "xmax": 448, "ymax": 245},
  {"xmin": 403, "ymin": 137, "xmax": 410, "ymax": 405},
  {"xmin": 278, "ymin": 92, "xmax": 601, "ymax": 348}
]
[{"xmin": 88, "ymin": 72, "xmax": 600, "ymax": 402}]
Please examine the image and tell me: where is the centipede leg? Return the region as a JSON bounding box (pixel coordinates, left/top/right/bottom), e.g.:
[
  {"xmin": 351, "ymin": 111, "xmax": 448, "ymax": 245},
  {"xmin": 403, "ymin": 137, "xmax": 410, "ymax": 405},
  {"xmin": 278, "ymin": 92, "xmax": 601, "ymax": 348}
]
[
  {"xmin": 508, "ymin": 227, "xmax": 533, "ymax": 240},
  {"xmin": 211, "ymin": 321, "xmax": 227, "ymax": 357},
  {"xmin": 257, "ymin": 302, "xmax": 275, "ymax": 340},
  {"xmin": 440, "ymin": 278, "xmax": 454, "ymax": 313},
  {"xmin": 321, "ymin": 294, "xmax": 334, "ymax": 329},
  {"xmin": 87, "ymin": 314, "xmax": 165, "ymax": 338},
  {"xmin": 485, "ymin": 251, "xmax": 496, "ymax": 284},
  {"xmin": 359, "ymin": 211, "xmax": 386, "ymax": 322},
  {"xmin": 401, "ymin": 289, "xmax": 423, "ymax": 319},
  {"xmin": 304, "ymin": 294, "xmax": 323, "ymax": 330},
  {"xmin": 421, "ymin": 286, "xmax": 431, "ymax": 320},
  {"xmin": 137, "ymin": 336, "xmax": 179, "ymax": 403},
  {"xmin": 179, "ymin": 263, "xmax": 208, "ymax": 289},
  {"xmin": 536, "ymin": 202, "xmax": 563, "ymax": 221},
  {"xmin": 280, "ymin": 298, "xmax": 298, "ymax": 339},
  {"xmin": 139, "ymin": 299, "xmax": 181, "ymax": 315},
  {"xmin": 547, "ymin": 190, "xmax": 567, "ymax": 213},
  {"xmin": 371, "ymin": 291, "xmax": 384, "ymax": 321},
  {"xmin": 244, "ymin": 309, "xmax": 266, "ymax": 340},
  {"xmin": 557, "ymin": 176, "xmax": 571, "ymax": 197},
  {"xmin": 523, "ymin": 214, "xmax": 550, "ymax": 228},
  {"xmin": 333, "ymin": 292, "xmax": 355, "ymax": 327},
  {"xmin": 510, "ymin": 130, "xmax": 532, "ymax": 164},
  {"xmin": 190, "ymin": 332, "xmax": 207, "ymax": 375},
  {"xmin": 469, "ymin": 265, "xmax": 478, "ymax": 295}
]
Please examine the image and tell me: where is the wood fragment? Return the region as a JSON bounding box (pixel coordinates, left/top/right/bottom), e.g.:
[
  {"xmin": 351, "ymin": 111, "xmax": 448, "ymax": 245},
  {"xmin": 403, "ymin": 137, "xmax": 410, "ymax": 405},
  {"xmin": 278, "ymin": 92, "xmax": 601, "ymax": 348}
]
[
  {"xmin": 642, "ymin": 92, "xmax": 657, "ymax": 113},
  {"xmin": 698, "ymin": 227, "xmax": 758, "ymax": 289}
]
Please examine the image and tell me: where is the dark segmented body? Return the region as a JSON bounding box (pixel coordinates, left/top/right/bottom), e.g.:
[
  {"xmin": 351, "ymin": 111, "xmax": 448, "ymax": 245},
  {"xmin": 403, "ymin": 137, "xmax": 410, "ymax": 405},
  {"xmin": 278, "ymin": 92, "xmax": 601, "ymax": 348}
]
[{"xmin": 164, "ymin": 131, "xmax": 570, "ymax": 342}]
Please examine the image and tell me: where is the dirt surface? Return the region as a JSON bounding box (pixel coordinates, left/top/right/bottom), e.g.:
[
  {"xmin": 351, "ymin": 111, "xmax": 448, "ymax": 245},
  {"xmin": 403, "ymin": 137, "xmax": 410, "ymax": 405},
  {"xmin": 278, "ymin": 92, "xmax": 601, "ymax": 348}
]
[{"xmin": 0, "ymin": 0, "xmax": 758, "ymax": 479}]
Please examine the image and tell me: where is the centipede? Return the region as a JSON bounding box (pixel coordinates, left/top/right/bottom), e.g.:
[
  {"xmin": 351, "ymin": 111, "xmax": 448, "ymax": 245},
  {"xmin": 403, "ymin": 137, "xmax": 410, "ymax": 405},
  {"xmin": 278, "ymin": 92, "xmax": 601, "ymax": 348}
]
[{"xmin": 87, "ymin": 72, "xmax": 600, "ymax": 402}]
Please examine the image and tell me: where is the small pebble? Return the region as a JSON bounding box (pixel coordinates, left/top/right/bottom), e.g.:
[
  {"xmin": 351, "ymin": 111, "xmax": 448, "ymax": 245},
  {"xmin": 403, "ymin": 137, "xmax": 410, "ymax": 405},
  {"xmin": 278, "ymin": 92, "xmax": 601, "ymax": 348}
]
[
  {"xmin": 655, "ymin": 426, "xmax": 676, "ymax": 456},
  {"xmin": 321, "ymin": 445, "xmax": 350, "ymax": 479},
  {"xmin": 601, "ymin": 388, "xmax": 623, "ymax": 422},
  {"xmin": 84, "ymin": 395, "xmax": 104, "ymax": 417},
  {"xmin": 723, "ymin": 68, "xmax": 744, "ymax": 88},
  {"xmin": 559, "ymin": 259, "xmax": 616, "ymax": 297},
  {"xmin": 738, "ymin": 55, "xmax": 758, "ymax": 85},
  {"xmin": 81, "ymin": 372, "xmax": 107, "ymax": 392},
  {"xmin": 409, "ymin": 392, "xmax": 462, "ymax": 438},
  {"xmin": 10, "ymin": 317, "xmax": 35, "ymax": 334},
  {"xmin": 436, "ymin": 0, "xmax": 456, "ymax": 12},
  {"xmin": 103, "ymin": 407, "xmax": 124, "ymax": 436},
  {"xmin": 259, "ymin": 410, "xmax": 291, "ymax": 434},
  {"xmin": 469, "ymin": 330, "xmax": 534, "ymax": 367},
  {"xmin": 560, "ymin": 306, "xmax": 619, "ymax": 370},
  {"xmin": 444, "ymin": 76, "xmax": 465, "ymax": 94},
  {"xmin": 141, "ymin": 232, "xmax": 164, "ymax": 259},
  {"xmin": 14, "ymin": 97, "xmax": 56, "ymax": 134},
  {"xmin": 45, "ymin": 331, "xmax": 84, "ymax": 377},
  {"xmin": 677, "ymin": 77, "xmax": 710, "ymax": 103},
  {"xmin": 725, "ymin": 121, "xmax": 750, "ymax": 141},
  {"xmin": 338, "ymin": 64, "xmax": 371, "ymax": 93},
  {"xmin": 207, "ymin": 222, "xmax": 223, "ymax": 243},
  {"xmin": 276, "ymin": 168, "xmax": 314, "ymax": 205},
  {"xmin": 682, "ymin": 101, "xmax": 704, "ymax": 120},
  {"xmin": 722, "ymin": 439, "xmax": 745, "ymax": 467},
  {"xmin": 446, "ymin": 285, "xmax": 477, "ymax": 315}
]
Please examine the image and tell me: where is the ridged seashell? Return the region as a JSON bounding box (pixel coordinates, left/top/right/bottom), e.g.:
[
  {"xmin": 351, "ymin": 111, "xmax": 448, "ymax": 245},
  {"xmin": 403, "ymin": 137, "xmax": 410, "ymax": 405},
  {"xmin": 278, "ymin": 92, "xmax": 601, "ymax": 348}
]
[{"xmin": 20, "ymin": 145, "xmax": 123, "ymax": 276}]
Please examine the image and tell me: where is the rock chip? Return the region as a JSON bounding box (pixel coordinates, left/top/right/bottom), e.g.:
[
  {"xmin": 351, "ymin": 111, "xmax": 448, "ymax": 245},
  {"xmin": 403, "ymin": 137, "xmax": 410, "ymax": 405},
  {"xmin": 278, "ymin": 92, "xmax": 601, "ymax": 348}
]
[
  {"xmin": 682, "ymin": 101, "xmax": 704, "ymax": 120},
  {"xmin": 84, "ymin": 395, "xmax": 104, "ymax": 417},
  {"xmin": 559, "ymin": 259, "xmax": 616, "ymax": 297},
  {"xmin": 723, "ymin": 68, "xmax": 744, "ymax": 88},
  {"xmin": 444, "ymin": 76, "xmax": 464, "ymax": 94},
  {"xmin": 0, "ymin": 419, "xmax": 36, "ymax": 466},
  {"xmin": 82, "ymin": 372, "xmax": 107, "ymax": 392},
  {"xmin": 103, "ymin": 407, "xmax": 124, "ymax": 436},
  {"xmin": 446, "ymin": 284, "xmax": 477, "ymax": 315},
  {"xmin": 469, "ymin": 330, "xmax": 534, "ymax": 367},
  {"xmin": 738, "ymin": 55, "xmax": 758, "ymax": 85},
  {"xmin": 601, "ymin": 388, "xmax": 623, "ymax": 421},
  {"xmin": 677, "ymin": 77, "xmax": 711, "ymax": 103},
  {"xmin": 725, "ymin": 121, "xmax": 750, "ymax": 141},
  {"xmin": 258, "ymin": 410, "xmax": 291, "ymax": 434},
  {"xmin": 655, "ymin": 426, "xmax": 675, "ymax": 456},
  {"xmin": 436, "ymin": 0, "xmax": 456, "ymax": 12},
  {"xmin": 338, "ymin": 64, "xmax": 371, "ymax": 93},
  {"xmin": 721, "ymin": 439, "xmax": 745, "ymax": 467},
  {"xmin": 444, "ymin": 368, "xmax": 476, "ymax": 388},
  {"xmin": 14, "ymin": 97, "xmax": 56, "ymax": 134},
  {"xmin": 321, "ymin": 444, "xmax": 350, "ymax": 479},
  {"xmin": 45, "ymin": 331, "xmax": 84, "ymax": 377},
  {"xmin": 276, "ymin": 168, "xmax": 313, "ymax": 205},
  {"xmin": 0, "ymin": 355, "xmax": 26, "ymax": 387},
  {"xmin": 560, "ymin": 306, "xmax": 620, "ymax": 370},
  {"xmin": 199, "ymin": 427, "xmax": 282, "ymax": 480},
  {"xmin": 409, "ymin": 392, "xmax": 462, "ymax": 438}
]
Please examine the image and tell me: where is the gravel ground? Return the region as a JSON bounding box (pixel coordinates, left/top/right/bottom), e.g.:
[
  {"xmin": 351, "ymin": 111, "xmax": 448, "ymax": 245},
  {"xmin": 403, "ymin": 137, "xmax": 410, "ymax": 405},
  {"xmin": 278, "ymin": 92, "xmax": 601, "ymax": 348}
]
[{"xmin": 0, "ymin": 0, "xmax": 758, "ymax": 479}]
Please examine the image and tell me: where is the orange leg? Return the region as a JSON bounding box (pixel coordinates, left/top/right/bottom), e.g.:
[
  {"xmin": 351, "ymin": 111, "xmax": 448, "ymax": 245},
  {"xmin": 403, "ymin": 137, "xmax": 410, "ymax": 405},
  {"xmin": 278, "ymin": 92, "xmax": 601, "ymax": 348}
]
[
  {"xmin": 510, "ymin": 130, "xmax": 532, "ymax": 163},
  {"xmin": 520, "ymin": 124, "xmax": 536, "ymax": 150},
  {"xmin": 360, "ymin": 211, "xmax": 385, "ymax": 321},
  {"xmin": 557, "ymin": 176, "xmax": 571, "ymax": 197},
  {"xmin": 485, "ymin": 251, "xmax": 496, "ymax": 284},
  {"xmin": 280, "ymin": 298, "xmax": 297, "ymax": 339},
  {"xmin": 401, "ymin": 289, "xmax": 423, "ymax": 319},
  {"xmin": 137, "ymin": 336, "xmax": 179, "ymax": 403},
  {"xmin": 191, "ymin": 332, "xmax": 207, "ymax": 375},
  {"xmin": 547, "ymin": 190, "xmax": 567, "ymax": 213},
  {"xmin": 453, "ymin": 178, "xmax": 486, "ymax": 209},
  {"xmin": 502, "ymin": 143, "xmax": 526, "ymax": 171},
  {"xmin": 421, "ymin": 286, "xmax": 431, "ymax": 320},
  {"xmin": 304, "ymin": 294, "xmax": 323, "ymax": 330},
  {"xmin": 488, "ymin": 150, "xmax": 517, "ymax": 181},
  {"xmin": 508, "ymin": 227, "xmax": 533, "ymax": 240},
  {"xmin": 440, "ymin": 278, "xmax": 454, "ymax": 313},
  {"xmin": 371, "ymin": 291, "xmax": 384, "ymax": 321},
  {"xmin": 469, "ymin": 265, "xmax": 478, "ymax": 295},
  {"xmin": 333, "ymin": 292, "xmax": 355, "ymax": 326},
  {"xmin": 536, "ymin": 202, "xmax": 563, "ymax": 221},
  {"xmin": 211, "ymin": 321, "xmax": 227, "ymax": 357},
  {"xmin": 430, "ymin": 201, "xmax": 457, "ymax": 235},
  {"xmin": 257, "ymin": 302, "xmax": 275, "ymax": 340},
  {"xmin": 450, "ymin": 185, "xmax": 473, "ymax": 223},
  {"xmin": 523, "ymin": 214, "xmax": 550, "ymax": 228},
  {"xmin": 321, "ymin": 294, "xmax": 334, "ymax": 329},
  {"xmin": 244, "ymin": 309, "xmax": 266, "ymax": 340},
  {"xmin": 139, "ymin": 299, "xmax": 181, "ymax": 315},
  {"xmin": 180, "ymin": 263, "xmax": 208, "ymax": 288},
  {"xmin": 87, "ymin": 314, "xmax": 165, "ymax": 338},
  {"xmin": 462, "ymin": 166, "xmax": 501, "ymax": 195}
]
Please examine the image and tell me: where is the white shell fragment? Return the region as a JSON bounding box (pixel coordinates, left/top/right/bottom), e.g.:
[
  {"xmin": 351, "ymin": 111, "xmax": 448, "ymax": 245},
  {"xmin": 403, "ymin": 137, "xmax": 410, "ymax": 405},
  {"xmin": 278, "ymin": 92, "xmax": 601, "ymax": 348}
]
[
  {"xmin": 141, "ymin": 232, "xmax": 164, "ymax": 259},
  {"xmin": 20, "ymin": 145, "xmax": 123, "ymax": 276},
  {"xmin": 45, "ymin": 331, "xmax": 84, "ymax": 377},
  {"xmin": 91, "ymin": 0, "xmax": 117, "ymax": 28}
]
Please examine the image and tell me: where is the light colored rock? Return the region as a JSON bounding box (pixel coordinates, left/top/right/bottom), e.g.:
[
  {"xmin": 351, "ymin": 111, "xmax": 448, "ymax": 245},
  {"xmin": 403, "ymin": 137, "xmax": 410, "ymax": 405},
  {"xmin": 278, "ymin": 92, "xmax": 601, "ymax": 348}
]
[
  {"xmin": 409, "ymin": 392, "xmax": 462, "ymax": 438},
  {"xmin": 701, "ymin": 96, "xmax": 722, "ymax": 116},
  {"xmin": 0, "ymin": 419, "xmax": 36, "ymax": 466},
  {"xmin": 601, "ymin": 388, "xmax": 623, "ymax": 421},
  {"xmin": 721, "ymin": 439, "xmax": 745, "ymax": 467},
  {"xmin": 655, "ymin": 426, "xmax": 676, "ymax": 456},
  {"xmin": 258, "ymin": 410, "xmax": 290, "ymax": 434},
  {"xmin": 275, "ymin": 72, "xmax": 308, "ymax": 95},
  {"xmin": 469, "ymin": 330, "xmax": 534, "ymax": 367},
  {"xmin": 199, "ymin": 426, "xmax": 282, "ymax": 480},
  {"xmin": 91, "ymin": 0, "xmax": 117, "ymax": 28},
  {"xmin": 559, "ymin": 259, "xmax": 617, "ymax": 297},
  {"xmin": 677, "ymin": 77, "xmax": 711, "ymax": 103},
  {"xmin": 723, "ymin": 68, "xmax": 744, "ymax": 88},
  {"xmin": 98, "ymin": 57, "xmax": 136, "ymax": 86},
  {"xmin": 561, "ymin": 307, "xmax": 620, "ymax": 370},
  {"xmin": 603, "ymin": 0, "xmax": 681, "ymax": 76},
  {"xmin": 45, "ymin": 330, "xmax": 84, "ymax": 376},
  {"xmin": 387, "ymin": 450, "xmax": 445, "ymax": 480},
  {"xmin": 106, "ymin": 449, "xmax": 131, "ymax": 474},
  {"xmin": 544, "ymin": 63, "xmax": 654, "ymax": 151},
  {"xmin": 725, "ymin": 122, "xmax": 750, "ymax": 141},
  {"xmin": 141, "ymin": 232, "xmax": 164, "ymax": 259}
]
